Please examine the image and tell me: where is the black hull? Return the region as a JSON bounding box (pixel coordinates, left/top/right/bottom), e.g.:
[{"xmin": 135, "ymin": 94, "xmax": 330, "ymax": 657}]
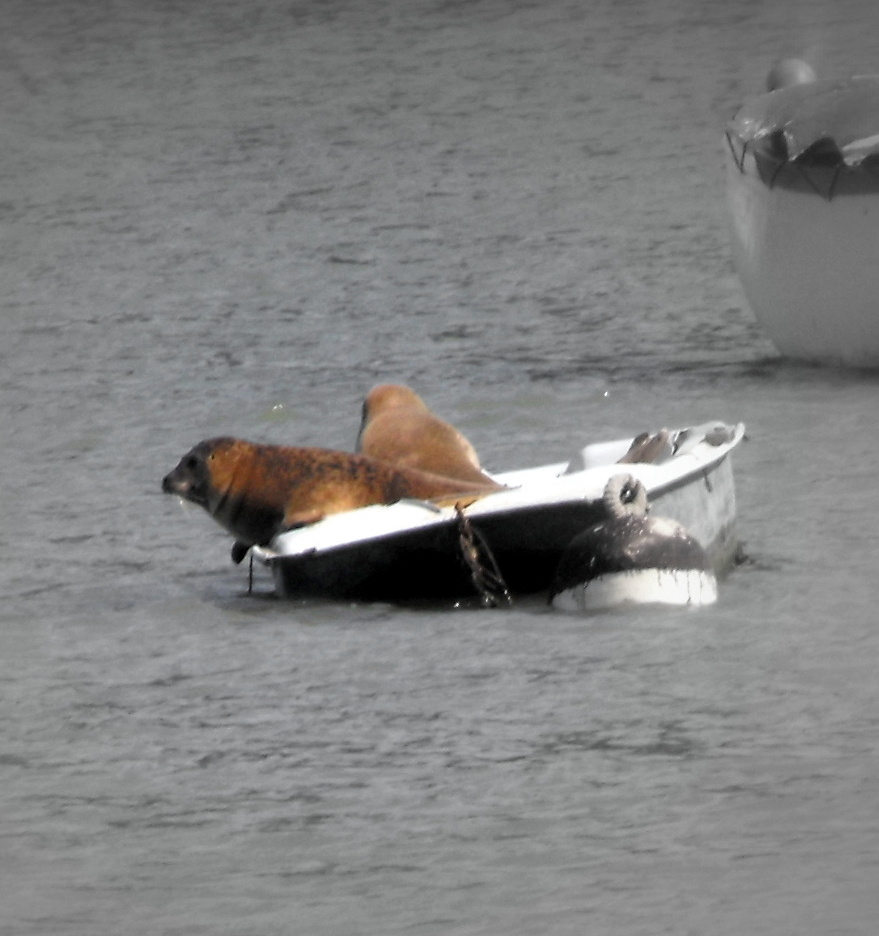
[{"xmin": 268, "ymin": 500, "xmax": 608, "ymax": 601}]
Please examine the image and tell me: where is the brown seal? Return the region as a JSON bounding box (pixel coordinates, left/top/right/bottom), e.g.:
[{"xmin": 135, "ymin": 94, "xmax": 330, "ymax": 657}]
[
  {"xmin": 356, "ymin": 384, "xmax": 503, "ymax": 489},
  {"xmin": 162, "ymin": 436, "xmax": 502, "ymax": 551}
]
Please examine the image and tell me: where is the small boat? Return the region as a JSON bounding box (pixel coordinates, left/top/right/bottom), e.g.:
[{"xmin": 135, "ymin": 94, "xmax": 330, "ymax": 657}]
[
  {"xmin": 251, "ymin": 421, "xmax": 745, "ymax": 603},
  {"xmin": 725, "ymin": 66, "xmax": 879, "ymax": 368}
]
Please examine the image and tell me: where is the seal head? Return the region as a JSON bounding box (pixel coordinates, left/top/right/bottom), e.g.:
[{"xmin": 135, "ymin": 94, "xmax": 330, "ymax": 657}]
[{"xmin": 162, "ymin": 437, "xmax": 288, "ymax": 547}]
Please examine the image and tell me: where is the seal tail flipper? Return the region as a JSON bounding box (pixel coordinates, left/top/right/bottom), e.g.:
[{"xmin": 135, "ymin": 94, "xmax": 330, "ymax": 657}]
[{"xmin": 618, "ymin": 429, "xmax": 672, "ymax": 464}]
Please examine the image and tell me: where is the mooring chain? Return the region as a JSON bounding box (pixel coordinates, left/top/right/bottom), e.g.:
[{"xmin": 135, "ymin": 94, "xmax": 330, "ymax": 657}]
[{"xmin": 455, "ymin": 506, "xmax": 513, "ymax": 608}]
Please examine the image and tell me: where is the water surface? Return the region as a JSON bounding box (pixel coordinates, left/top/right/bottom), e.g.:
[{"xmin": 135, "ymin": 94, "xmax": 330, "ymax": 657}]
[{"xmin": 3, "ymin": 0, "xmax": 879, "ymax": 933}]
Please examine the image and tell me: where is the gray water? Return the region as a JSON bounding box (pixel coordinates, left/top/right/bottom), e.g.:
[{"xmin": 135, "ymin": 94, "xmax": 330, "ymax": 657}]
[{"xmin": 3, "ymin": 0, "xmax": 879, "ymax": 932}]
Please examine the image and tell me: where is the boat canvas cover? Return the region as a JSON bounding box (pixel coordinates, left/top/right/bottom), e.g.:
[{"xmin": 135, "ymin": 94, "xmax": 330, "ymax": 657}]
[{"xmin": 729, "ymin": 75, "xmax": 879, "ymax": 166}]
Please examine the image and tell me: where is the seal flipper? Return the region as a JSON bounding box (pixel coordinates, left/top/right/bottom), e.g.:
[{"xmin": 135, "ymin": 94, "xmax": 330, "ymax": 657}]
[
  {"xmin": 430, "ymin": 491, "xmax": 487, "ymax": 510},
  {"xmin": 281, "ymin": 507, "xmax": 326, "ymax": 530},
  {"xmin": 230, "ymin": 541, "xmax": 250, "ymax": 565},
  {"xmin": 618, "ymin": 429, "xmax": 672, "ymax": 464}
]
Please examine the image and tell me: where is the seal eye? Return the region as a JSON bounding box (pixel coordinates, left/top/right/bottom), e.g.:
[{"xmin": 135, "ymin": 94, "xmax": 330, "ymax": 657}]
[{"xmin": 184, "ymin": 455, "xmax": 201, "ymax": 472}]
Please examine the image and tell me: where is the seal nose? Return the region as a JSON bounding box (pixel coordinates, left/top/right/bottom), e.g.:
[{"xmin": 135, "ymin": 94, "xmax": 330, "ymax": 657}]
[{"xmin": 162, "ymin": 473, "xmax": 177, "ymax": 494}]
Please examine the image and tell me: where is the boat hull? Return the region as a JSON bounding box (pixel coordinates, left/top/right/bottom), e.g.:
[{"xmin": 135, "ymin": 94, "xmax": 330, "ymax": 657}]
[
  {"xmin": 726, "ymin": 141, "xmax": 879, "ymax": 368},
  {"xmin": 256, "ymin": 425, "xmax": 743, "ymax": 602},
  {"xmin": 263, "ymin": 499, "xmax": 611, "ymax": 601}
]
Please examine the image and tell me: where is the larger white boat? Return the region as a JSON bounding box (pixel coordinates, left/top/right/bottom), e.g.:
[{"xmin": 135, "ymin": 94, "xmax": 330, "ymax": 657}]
[
  {"xmin": 726, "ymin": 73, "xmax": 879, "ymax": 368},
  {"xmin": 251, "ymin": 421, "xmax": 745, "ymax": 603}
]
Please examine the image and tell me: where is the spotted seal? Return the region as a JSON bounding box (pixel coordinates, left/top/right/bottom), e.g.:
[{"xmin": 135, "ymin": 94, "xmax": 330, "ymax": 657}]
[{"xmin": 162, "ymin": 436, "xmax": 501, "ymax": 553}]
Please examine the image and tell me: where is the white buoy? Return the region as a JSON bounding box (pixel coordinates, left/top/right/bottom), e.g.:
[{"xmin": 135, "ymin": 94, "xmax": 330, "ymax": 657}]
[{"xmin": 548, "ymin": 475, "xmax": 717, "ymax": 612}]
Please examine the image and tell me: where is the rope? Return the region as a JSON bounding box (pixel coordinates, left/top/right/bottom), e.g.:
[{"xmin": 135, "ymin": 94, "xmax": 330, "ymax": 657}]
[{"xmin": 455, "ymin": 506, "xmax": 513, "ymax": 608}]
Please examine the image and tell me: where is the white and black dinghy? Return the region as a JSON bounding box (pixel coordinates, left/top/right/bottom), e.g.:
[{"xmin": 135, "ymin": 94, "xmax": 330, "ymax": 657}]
[{"xmin": 251, "ymin": 421, "xmax": 745, "ymax": 606}]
